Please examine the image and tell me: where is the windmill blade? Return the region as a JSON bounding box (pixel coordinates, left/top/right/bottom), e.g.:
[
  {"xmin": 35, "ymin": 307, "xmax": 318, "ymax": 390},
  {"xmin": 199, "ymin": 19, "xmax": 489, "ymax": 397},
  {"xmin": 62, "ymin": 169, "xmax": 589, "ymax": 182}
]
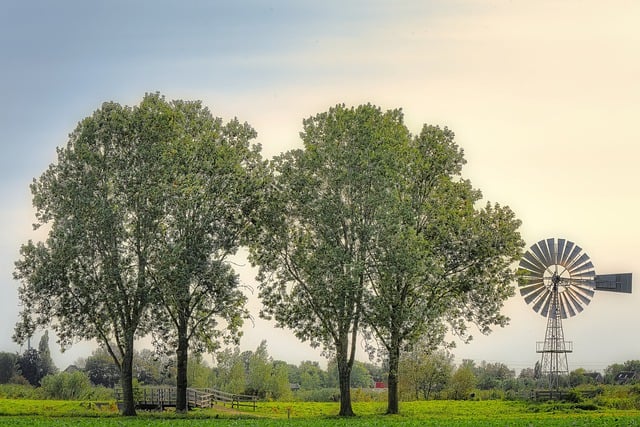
[
  {"xmin": 518, "ymin": 257, "xmax": 546, "ymax": 276},
  {"xmin": 566, "ymin": 286, "xmax": 593, "ymax": 306},
  {"xmin": 557, "ymin": 239, "xmax": 567, "ymax": 265},
  {"xmin": 564, "ymin": 244, "xmax": 583, "ymax": 269},
  {"xmin": 567, "ymin": 253, "xmax": 592, "ymax": 274},
  {"xmin": 560, "ymin": 240, "xmax": 575, "ymax": 266},
  {"xmin": 564, "ymin": 288, "xmax": 588, "ymax": 314},
  {"xmin": 534, "ymin": 290, "xmax": 552, "ymax": 316},
  {"xmin": 531, "ymin": 240, "xmax": 552, "ymax": 267},
  {"xmin": 559, "ymin": 292, "xmax": 577, "ymax": 318},
  {"xmin": 563, "ymin": 290, "xmax": 585, "ymax": 316},
  {"xmin": 570, "ymin": 260, "xmax": 595, "ymax": 276},
  {"xmin": 546, "ymin": 238, "xmax": 558, "ymax": 264},
  {"xmin": 570, "ymin": 284, "xmax": 596, "ymax": 301},
  {"xmin": 521, "ymin": 251, "xmax": 548, "ymax": 277},
  {"xmin": 521, "ymin": 282, "xmax": 546, "ymax": 301},
  {"xmin": 520, "ymin": 285, "xmax": 549, "ymax": 304}
]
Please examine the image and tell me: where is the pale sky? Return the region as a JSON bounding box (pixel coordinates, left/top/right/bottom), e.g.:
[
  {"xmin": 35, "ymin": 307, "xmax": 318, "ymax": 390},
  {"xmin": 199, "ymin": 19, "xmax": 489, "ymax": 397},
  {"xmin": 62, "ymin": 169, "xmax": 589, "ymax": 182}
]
[{"xmin": 1, "ymin": 0, "xmax": 639, "ymax": 374}]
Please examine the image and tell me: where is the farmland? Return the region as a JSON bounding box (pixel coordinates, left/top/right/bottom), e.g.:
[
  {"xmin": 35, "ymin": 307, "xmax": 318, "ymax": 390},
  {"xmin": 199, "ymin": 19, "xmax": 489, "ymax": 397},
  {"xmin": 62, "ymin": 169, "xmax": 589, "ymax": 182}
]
[{"xmin": 1, "ymin": 399, "xmax": 640, "ymax": 426}]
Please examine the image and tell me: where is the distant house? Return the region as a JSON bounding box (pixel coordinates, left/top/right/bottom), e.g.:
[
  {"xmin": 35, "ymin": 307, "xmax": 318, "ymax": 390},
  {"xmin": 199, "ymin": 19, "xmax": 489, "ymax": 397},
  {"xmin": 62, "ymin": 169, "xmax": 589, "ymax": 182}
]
[
  {"xmin": 289, "ymin": 383, "xmax": 301, "ymax": 391},
  {"xmin": 584, "ymin": 372, "xmax": 604, "ymax": 383},
  {"xmin": 64, "ymin": 364, "xmax": 81, "ymax": 373},
  {"xmin": 374, "ymin": 381, "xmax": 387, "ymax": 389},
  {"xmin": 614, "ymin": 371, "xmax": 638, "ymax": 384}
]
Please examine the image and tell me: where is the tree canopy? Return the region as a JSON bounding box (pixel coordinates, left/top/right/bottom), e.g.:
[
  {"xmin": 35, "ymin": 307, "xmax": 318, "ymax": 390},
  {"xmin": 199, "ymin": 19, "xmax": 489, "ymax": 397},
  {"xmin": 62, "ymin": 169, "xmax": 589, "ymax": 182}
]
[
  {"xmin": 13, "ymin": 93, "xmax": 263, "ymax": 415},
  {"xmin": 250, "ymin": 103, "xmax": 522, "ymax": 415}
]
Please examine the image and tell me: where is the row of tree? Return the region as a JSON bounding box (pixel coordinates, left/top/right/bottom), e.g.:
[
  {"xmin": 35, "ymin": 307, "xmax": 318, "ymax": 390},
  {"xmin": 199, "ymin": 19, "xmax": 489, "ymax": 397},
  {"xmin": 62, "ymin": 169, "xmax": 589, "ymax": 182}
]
[
  {"xmin": 13, "ymin": 94, "xmax": 524, "ymax": 416},
  {"xmin": 2, "ymin": 336, "xmax": 638, "ymax": 400}
]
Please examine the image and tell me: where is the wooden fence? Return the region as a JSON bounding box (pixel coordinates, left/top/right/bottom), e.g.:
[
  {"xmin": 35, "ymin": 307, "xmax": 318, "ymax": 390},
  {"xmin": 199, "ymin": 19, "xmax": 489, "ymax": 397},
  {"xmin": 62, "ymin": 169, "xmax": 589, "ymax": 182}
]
[{"xmin": 114, "ymin": 386, "xmax": 257, "ymax": 410}]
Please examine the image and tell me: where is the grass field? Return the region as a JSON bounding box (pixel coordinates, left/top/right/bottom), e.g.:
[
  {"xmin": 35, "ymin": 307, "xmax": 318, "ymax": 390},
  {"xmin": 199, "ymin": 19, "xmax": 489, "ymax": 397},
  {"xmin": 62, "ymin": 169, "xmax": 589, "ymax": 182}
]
[{"xmin": 0, "ymin": 399, "xmax": 639, "ymax": 426}]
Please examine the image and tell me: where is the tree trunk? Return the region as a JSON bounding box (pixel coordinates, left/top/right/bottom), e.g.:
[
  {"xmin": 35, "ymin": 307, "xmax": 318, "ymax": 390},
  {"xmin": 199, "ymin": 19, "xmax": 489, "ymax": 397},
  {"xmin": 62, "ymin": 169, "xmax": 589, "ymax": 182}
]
[
  {"xmin": 120, "ymin": 341, "xmax": 137, "ymax": 416},
  {"xmin": 337, "ymin": 354, "xmax": 355, "ymax": 417},
  {"xmin": 387, "ymin": 340, "xmax": 400, "ymax": 414},
  {"xmin": 175, "ymin": 326, "xmax": 189, "ymax": 413}
]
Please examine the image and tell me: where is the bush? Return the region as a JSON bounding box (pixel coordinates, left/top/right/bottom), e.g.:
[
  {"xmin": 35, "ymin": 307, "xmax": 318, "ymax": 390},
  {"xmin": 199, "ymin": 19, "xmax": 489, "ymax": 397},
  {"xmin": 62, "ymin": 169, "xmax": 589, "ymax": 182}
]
[
  {"xmin": 293, "ymin": 388, "xmax": 340, "ymax": 402},
  {"xmin": 0, "ymin": 383, "xmax": 43, "ymax": 399},
  {"xmin": 41, "ymin": 371, "xmax": 92, "ymax": 400}
]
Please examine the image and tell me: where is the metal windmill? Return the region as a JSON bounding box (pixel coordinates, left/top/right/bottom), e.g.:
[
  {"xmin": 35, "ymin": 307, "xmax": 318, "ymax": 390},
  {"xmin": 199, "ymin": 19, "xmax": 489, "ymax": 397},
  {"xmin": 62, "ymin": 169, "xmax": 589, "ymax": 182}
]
[{"xmin": 518, "ymin": 238, "xmax": 632, "ymax": 390}]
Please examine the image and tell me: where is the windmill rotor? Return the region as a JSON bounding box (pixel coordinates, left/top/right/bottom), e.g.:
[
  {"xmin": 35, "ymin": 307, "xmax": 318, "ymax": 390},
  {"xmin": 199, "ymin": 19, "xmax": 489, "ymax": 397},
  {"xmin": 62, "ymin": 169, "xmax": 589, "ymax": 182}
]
[{"xmin": 518, "ymin": 238, "xmax": 596, "ymax": 319}]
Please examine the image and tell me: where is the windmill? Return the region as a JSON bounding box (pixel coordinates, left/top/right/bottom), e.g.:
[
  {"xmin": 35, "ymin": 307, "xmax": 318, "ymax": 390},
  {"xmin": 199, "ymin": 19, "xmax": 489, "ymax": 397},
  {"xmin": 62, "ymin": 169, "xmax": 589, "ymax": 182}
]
[{"xmin": 518, "ymin": 238, "xmax": 632, "ymax": 390}]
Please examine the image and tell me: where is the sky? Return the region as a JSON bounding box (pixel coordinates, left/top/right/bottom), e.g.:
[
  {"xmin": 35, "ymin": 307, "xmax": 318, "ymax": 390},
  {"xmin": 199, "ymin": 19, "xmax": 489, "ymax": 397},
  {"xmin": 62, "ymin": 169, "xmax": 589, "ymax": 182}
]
[{"xmin": 1, "ymin": 0, "xmax": 639, "ymax": 374}]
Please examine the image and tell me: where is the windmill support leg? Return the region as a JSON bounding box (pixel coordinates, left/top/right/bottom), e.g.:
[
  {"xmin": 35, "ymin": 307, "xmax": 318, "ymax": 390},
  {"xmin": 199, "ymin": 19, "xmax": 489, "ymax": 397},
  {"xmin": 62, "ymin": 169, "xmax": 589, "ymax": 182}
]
[{"xmin": 537, "ymin": 282, "xmax": 572, "ymax": 391}]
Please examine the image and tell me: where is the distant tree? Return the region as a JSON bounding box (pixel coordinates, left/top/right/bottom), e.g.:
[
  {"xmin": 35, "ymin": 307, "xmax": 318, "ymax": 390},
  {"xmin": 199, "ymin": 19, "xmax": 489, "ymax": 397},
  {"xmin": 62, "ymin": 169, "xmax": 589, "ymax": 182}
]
[
  {"xmin": 604, "ymin": 360, "xmax": 640, "ymax": 384},
  {"xmin": 298, "ymin": 361, "xmax": 326, "ymax": 390},
  {"xmin": 84, "ymin": 348, "xmax": 120, "ymax": 388},
  {"xmin": 399, "ymin": 348, "xmax": 453, "ymax": 400},
  {"xmin": 246, "ymin": 341, "xmax": 272, "ymax": 397},
  {"xmin": 187, "ymin": 355, "xmax": 212, "ymax": 389},
  {"xmin": 134, "ymin": 349, "xmax": 175, "ymax": 386},
  {"xmin": 448, "ymin": 363, "xmax": 477, "ymax": 400},
  {"xmin": 16, "ymin": 348, "xmax": 44, "ymax": 386},
  {"xmin": 569, "ymin": 368, "xmax": 597, "ymax": 387},
  {"xmin": 0, "ymin": 351, "xmax": 18, "ymax": 384},
  {"xmin": 270, "ymin": 360, "xmax": 293, "ymax": 400},
  {"xmin": 350, "ymin": 361, "xmax": 374, "ymax": 388},
  {"xmin": 38, "ymin": 331, "xmax": 57, "ymax": 378},
  {"xmin": 214, "ymin": 347, "xmax": 246, "ymax": 394},
  {"xmin": 0, "ymin": 352, "xmax": 19, "ymax": 384},
  {"xmin": 475, "ymin": 361, "xmax": 514, "ymax": 390}
]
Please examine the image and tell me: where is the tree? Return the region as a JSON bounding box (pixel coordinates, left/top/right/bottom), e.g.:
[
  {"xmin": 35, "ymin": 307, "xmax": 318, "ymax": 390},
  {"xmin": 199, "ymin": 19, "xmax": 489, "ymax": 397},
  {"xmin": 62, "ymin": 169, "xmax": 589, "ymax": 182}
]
[
  {"xmin": 270, "ymin": 360, "xmax": 293, "ymax": 400},
  {"xmin": 250, "ymin": 104, "xmax": 409, "ymax": 416},
  {"xmin": 13, "ymin": 94, "xmax": 189, "ymax": 415},
  {"xmin": 449, "ymin": 362, "xmax": 477, "ymax": 400},
  {"xmin": 246, "ymin": 341, "xmax": 272, "ymax": 397},
  {"xmin": 37, "ymin": 331, "xmax": 57, "ymax": 378},
  {"xmin": 298, "ymin": 361, "xmax": 326, "ymax": 390},
  {"xmin": 147, "ymin": 98, "xmax": 263, "ymax": 412},
  {"xmin": 362, "ymin": 124, "xmax": 523, "ymax": 414},
  {"xmin": 214, "ymin": 347, "xmax": 246, "ymax": 394},
  {"xmin": 399, "ymin": 348, "xmax": 453, "ymax": 400},
  {"xmin": 84, "ymin": 348, "xmax": 121, "ymax": 388},
  {"xmin": 16, "ymin": 348, "xmax": 44, "ymax": 386},
  {"xmin": 475, "ymin": 361, "xmax": 515, "ymax": 390},
  {"xmin": 0, "ymin": 352, "xmax": 19, "ymax": 384}
]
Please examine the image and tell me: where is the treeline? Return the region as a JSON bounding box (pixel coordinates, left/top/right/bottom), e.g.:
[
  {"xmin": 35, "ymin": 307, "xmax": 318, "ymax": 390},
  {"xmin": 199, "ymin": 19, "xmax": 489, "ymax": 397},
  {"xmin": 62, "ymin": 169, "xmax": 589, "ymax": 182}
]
[
  {"xmin": 2, "ymin": 334, "xmax": 638, "ymax": 403},
  {"xmin": 400, "ymin": 348, "xmax": 640, "ymax": 401}
]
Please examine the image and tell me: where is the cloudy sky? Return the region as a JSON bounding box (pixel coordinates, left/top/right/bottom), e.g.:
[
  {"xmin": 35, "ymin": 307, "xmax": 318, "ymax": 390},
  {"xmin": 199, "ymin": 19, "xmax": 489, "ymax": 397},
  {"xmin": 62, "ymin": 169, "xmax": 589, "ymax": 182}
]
[{"xmin": 1, "ymin": 0, "xmax": 639, "ymax": 373}]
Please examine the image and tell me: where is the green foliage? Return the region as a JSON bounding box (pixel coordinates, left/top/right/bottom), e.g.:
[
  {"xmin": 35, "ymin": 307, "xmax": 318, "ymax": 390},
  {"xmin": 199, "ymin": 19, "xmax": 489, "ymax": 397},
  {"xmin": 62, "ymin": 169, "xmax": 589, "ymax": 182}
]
[
  {"xmin": 41, "ymin": 371, "xmax": 92, "ymax": 400},
  {"xmin": 17, "ymin": 348, "xmax": 46, "ymax": 386},
  {"xmin": 0, "ymin": 351, "xmax": 19, "ymax": 384},
  {"xmin": 84, "ymin": 348, "xmax": 120, "ymax": 388},
  {"xmin": 0, "ymin": 383, "xmax": 43, "ymax": 399},
  {"xmin": 399, "ymin": 348, "xmax": 453, "ymax": 400},
  {"xmin": 448, "ymin": 364, "xmax": 477, "ymax": 400}
]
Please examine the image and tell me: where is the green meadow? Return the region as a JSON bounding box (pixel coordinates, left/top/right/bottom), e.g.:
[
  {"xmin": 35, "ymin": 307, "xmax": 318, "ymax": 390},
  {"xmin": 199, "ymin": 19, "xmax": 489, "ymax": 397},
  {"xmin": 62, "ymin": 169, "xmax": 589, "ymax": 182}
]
[{"xmin": 1, "ymin": 399, "xmax": 640, "ymax": 426}]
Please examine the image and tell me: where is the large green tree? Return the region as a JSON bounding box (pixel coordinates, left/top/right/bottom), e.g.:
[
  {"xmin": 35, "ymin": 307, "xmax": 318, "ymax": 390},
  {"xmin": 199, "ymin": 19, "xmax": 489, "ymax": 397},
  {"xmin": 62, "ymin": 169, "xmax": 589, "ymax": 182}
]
[
  {"xmin": 147, "ymin": 99, "xmax": 263, "ymax": 412},
  {"xmin": 13, "ymin": 93, "xmax": 259, "ymax": 415},
  {"xmin": 14, "ymin": 95, "xmax": 169, "ymax": 414},
  {"xmin": 363, "ymin": 125, "xmax": 523, "ymax": 413},
  {"xmin": 250, "ymin": 104, "xmax": 409, "ymax": 416}
]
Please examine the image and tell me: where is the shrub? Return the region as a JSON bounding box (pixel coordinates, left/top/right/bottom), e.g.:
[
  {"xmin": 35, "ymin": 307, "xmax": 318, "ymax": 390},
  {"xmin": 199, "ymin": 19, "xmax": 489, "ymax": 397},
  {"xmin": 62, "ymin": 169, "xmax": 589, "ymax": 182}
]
[
  {"xmin": 41, "ymin": 371, "xmax": 92, "ymax": 400},
  {"xmin": 0, "ymin": 383, "xmax": 43, "ymax": 399}
]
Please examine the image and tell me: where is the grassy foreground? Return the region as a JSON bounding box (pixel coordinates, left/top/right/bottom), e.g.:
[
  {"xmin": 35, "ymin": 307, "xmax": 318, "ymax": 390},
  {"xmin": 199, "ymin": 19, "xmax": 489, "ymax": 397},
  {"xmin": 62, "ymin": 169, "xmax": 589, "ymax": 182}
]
[{"xmin": 0, "ymin": 399, "xmax": 639, "ymax": 426}]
